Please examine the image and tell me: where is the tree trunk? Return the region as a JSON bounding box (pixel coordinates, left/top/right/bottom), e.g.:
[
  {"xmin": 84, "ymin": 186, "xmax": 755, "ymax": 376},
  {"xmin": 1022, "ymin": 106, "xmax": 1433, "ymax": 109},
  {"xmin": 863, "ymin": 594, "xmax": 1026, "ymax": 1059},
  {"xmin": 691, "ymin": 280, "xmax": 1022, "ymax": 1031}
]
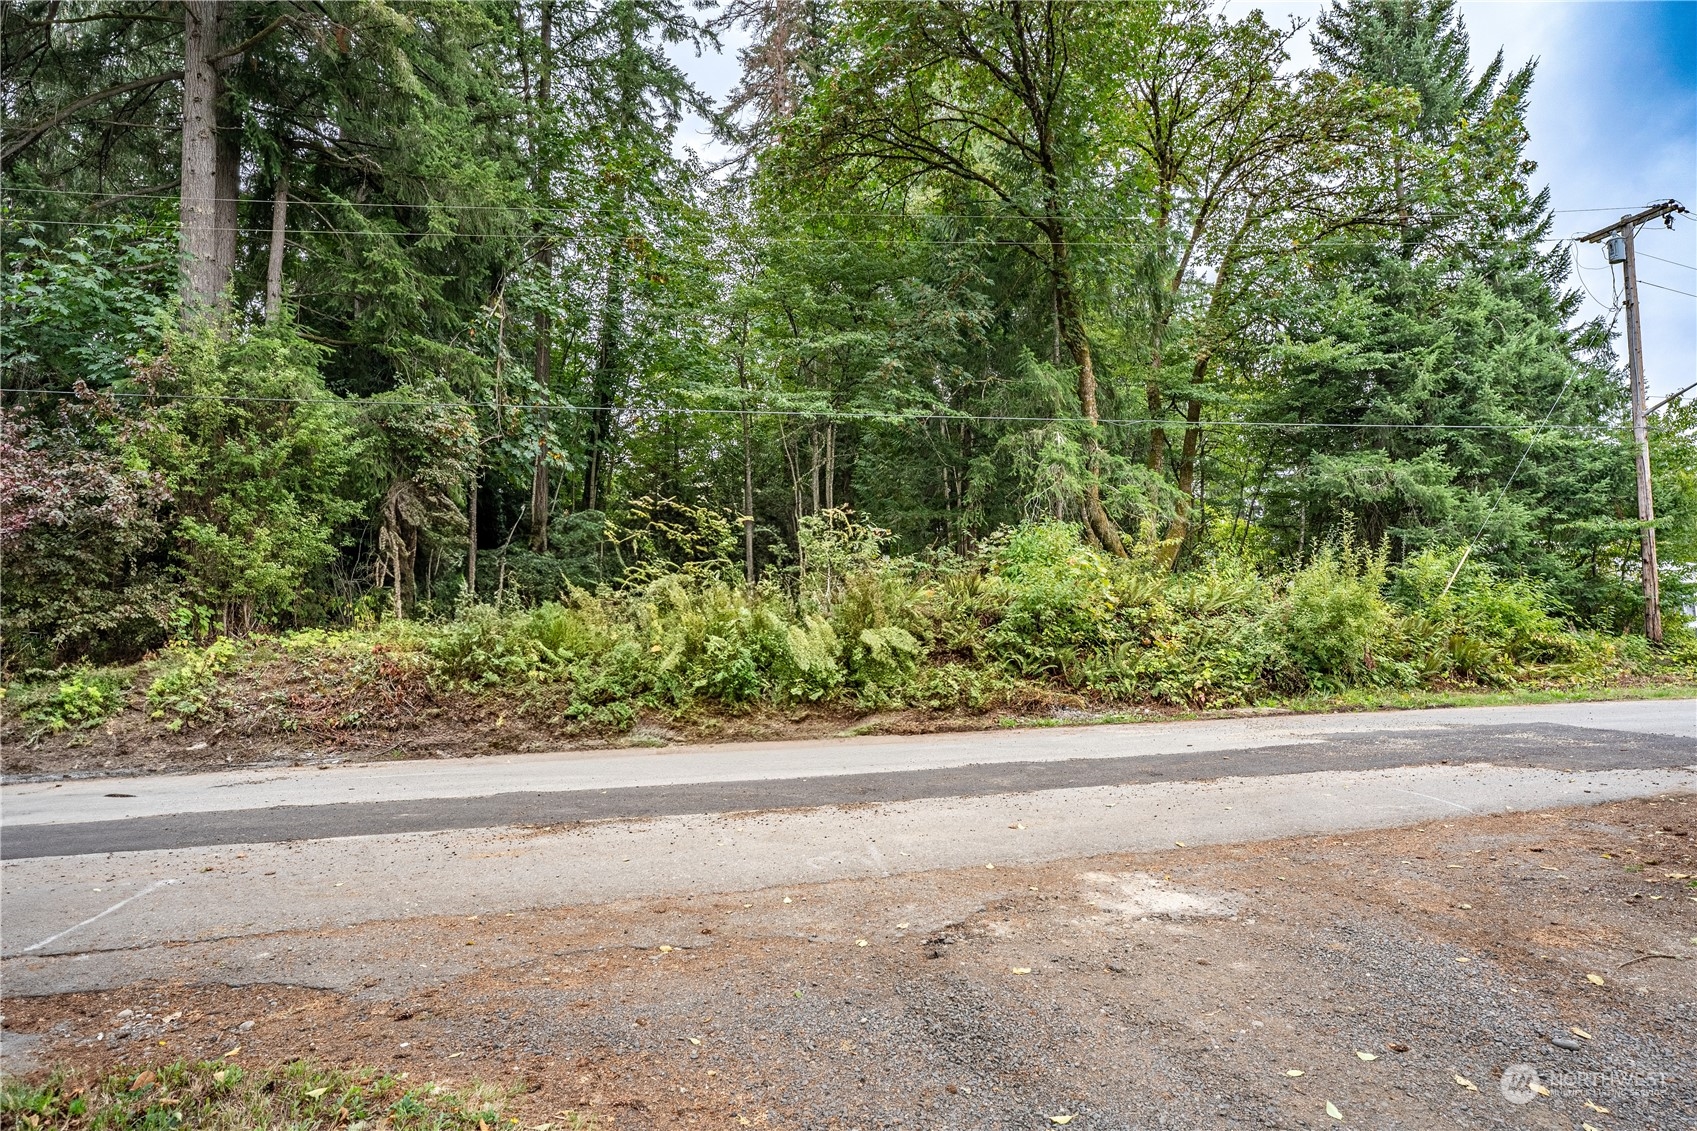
[
  {"xmin": 212, "ymin": 71, "xmax": 239, "ymax": 300},
  {"xmin": 178, "ymin": 1, "xmax": 222, "ymax": 320},
  {"xmin": 809, "ymin": 425, "xmax": 820, "ymax": 515},
  {"xmin": 780, "ymin": 422, "xmax": 803, "ymax": 532},
  {"xmin": 824, "ymin": 420, "xmax": 836, "ymax": 510},
  {"xmin": 1155, "ymin": 396, "xmax": 1204, "ymax": 569},
  {"xmin": 739, "ymin": 345, "xmax": 756, "ymax": 587},
  {"xmin": 528, "ymin": 249, "xmax": 552, "ymax": 550},
  {"xmin": 466, "ymin": 468, "xmax": 479, "ymax": 598},
  {"xmin": 1051, "ymin": 257, "xmax": 1125, "ymax": 555},
  {"xmin": 580, "ymin": 253, "xmax": 624, "ymax": 512},
  {"xmin": 528, "ymin": 3, "xmax": 554, "ymax": 551},
  {"xmin": 265, "ymin": 170, "xmax": 287, "ymax": 320}
]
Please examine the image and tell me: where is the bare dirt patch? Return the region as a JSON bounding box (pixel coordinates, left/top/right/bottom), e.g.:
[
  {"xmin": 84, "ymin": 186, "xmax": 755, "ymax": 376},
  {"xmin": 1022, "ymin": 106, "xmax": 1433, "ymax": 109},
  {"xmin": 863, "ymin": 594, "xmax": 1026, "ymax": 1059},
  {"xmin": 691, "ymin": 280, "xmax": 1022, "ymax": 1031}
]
[{"xmin": 5, "ymin": 796, "xmax": 1694, "ymax": 1128}]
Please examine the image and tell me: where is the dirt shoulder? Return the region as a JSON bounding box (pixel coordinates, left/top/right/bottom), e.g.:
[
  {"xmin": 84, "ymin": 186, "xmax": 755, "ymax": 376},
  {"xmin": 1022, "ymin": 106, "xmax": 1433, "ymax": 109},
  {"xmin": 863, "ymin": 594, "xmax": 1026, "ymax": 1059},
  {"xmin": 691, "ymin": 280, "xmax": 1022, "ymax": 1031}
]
[
  {"xmin": 5, "ymin": 796, "xmax": 1694, "ymax": 1129},
  {"xmin": 6, "ymin": 655, "xmax": 1691, "ymax": 783}
]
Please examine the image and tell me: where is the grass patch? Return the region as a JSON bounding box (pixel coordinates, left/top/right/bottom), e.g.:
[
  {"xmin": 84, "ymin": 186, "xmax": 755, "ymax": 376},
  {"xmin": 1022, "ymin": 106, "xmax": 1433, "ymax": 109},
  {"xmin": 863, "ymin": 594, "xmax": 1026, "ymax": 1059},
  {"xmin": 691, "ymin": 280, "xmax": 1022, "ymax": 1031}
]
[{"xmin": 0, "ymin": 1059, "xmax": 593, "ymax": 1130}]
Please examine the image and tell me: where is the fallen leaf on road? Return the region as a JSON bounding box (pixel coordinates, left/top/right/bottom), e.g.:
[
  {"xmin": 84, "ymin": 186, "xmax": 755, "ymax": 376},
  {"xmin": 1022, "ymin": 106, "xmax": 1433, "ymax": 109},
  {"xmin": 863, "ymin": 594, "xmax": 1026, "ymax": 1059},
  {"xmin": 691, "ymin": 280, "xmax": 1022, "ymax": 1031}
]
[
  {"xmin": 1571, "ymin": 1027, "xmax": 1592, "ymax": 1040},
  {"xmin": 1011, "ymin": 967, "xmax": 1032, "ymax": 975},
  {"xmin": 1454, "ymin": 1075, "xmax": 1476, "ymax": 1091},
  {"xmin": 782, "ymin": 897, "xmax": 792, "ymax": 904},
  {"xmin": 1585, "ymin": 973, "xmax": 1605, "ymax": 985},
  {"xmin": 1284, "ymin": 1070, "xmax": 1304, "ymax": 1077},
  {"xmin": 1584, "ymin": 1100, "xmax": 1610, "ymax": 1113},
  {"xmin": 1584, "ymin": 1124, "xmax": 1603, "ymax": 1131},
  {"xmin": 1174, "ymin": 842, "xmax": 1186, "ymax": 848},
  {"xmin": 1355, "ymin": 1051, "xmax": 1377, "ymax": 1061},
  {"xmin": 1048, "ymin": 1116, "xmax": 1074, "ymax": 1125},
  {"xmin": 305, "ymin": 1087, "xmax": 329, "ymax": 1099},
  {"xmin": 1455, "ymin": 957, "xmax": 1470, "ymax": 963},
  {"xmin": 1010, "ymin": 823, "xmax": 1025, "ymax": 830},
  {"xmin": 1530, "ymin": 1080, "xmax": 1551, "ymax": 1097},
  {"xmin": 1325, "ymin": 1101, "xmax": 1342, "ymax": 1120},
  {"xmin": 223, "ymin": 1047, "xmax": 241, "ymax": 1059},
  {"xmin": 688, "ymin": 1037, "xmax": 701, "ymax": 1046},
  {"xmin": 986, "ymin": 864, "xmax": 995, "ymax": 869},
  {"xmin": 1386, "ymin": 1043, "xmax": 1409, "ymax": 1052},
  {"xmin": 896, "ymin": 922, "xmax": 909, "ymax": 929},
  {"xmin": 856, "ymin": 939, "xmax": 868, "ymax": 947},
  {"xmin": 1457, "ymin": 904, "xmax": 1472, "ymax": 910},
  {"xmin": 658, "ymin": 945, "xmax": 674, "ymax": 953},
  {"xmin": 448, "ymin": 1052, "xmax": 462, "ymax": 1059}
]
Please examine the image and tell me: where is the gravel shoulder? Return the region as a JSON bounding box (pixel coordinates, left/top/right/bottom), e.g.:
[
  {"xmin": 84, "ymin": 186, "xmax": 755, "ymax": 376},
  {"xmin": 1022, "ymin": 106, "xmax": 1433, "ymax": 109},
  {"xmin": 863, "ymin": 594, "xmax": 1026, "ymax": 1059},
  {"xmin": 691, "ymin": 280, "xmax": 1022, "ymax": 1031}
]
[{"xmin": 5, "ymin": 795, "xmax": 1695, "ymax": 1129}]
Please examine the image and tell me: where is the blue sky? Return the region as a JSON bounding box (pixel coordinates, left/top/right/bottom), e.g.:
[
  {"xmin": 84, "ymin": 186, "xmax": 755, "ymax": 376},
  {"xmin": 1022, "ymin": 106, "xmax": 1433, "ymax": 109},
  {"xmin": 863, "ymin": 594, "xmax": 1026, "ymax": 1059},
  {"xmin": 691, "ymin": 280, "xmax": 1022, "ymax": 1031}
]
[{"xmin": 674, "ymin": 1, "xmax": 1697, "ymax": 398}]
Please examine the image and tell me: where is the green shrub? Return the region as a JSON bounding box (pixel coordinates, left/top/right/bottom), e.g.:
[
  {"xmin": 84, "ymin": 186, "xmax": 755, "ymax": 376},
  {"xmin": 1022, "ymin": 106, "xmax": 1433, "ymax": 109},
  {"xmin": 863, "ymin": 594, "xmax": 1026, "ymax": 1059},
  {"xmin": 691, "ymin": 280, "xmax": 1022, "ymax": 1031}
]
[
  {"xmin": 984, "ymin": 523, "xmax": 1121, "ymax": 677},
  {"xmin": 19, "ymin": 670, "xmax": 130, "ymax": 734},
  {"xmin": 775, "ymin": 615, "xmax": 844, "ymax": 701},
  {"xmin": 132, "ymin": 324, "xmax": 363, "ymax": 634},
  {"xmin": 146, "ymin": 638, "xmax": 239, "ymax": 727},
  {"xmin": 1389, "ymin": 548, "xmax": 1591, "ymax": 684},
  {"xmin": 29, "ymin": 522, "xmax": 1666, "ymax": 741},
  {"xmin": 1276, "ymin": 539, "xmax": 1394, "ymax": 687}
]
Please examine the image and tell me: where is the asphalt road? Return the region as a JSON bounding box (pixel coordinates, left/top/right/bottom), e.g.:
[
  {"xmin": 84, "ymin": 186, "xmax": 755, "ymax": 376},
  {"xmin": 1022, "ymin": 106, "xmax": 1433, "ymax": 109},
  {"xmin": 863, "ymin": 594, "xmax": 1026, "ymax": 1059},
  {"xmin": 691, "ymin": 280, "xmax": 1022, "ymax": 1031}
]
[
  {"xmin": 1, "ymin": 699, "xmax": 1693, "ymax": 976},
  {"xmin": 4, "ymin": 720, "xmax": 1694, "ymax": 859},
  {"xmin": 7, "ymin": 697, "xmax": 1693, "ymax": 829}
]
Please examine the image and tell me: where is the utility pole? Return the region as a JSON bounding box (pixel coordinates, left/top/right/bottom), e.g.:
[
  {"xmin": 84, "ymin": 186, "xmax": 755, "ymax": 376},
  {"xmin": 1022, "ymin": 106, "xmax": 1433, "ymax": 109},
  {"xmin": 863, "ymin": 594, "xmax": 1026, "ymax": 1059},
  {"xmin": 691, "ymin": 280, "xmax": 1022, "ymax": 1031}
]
[{"xmin": 1580, "ymin": 199, "xmax": 1688, "ymax": 644}]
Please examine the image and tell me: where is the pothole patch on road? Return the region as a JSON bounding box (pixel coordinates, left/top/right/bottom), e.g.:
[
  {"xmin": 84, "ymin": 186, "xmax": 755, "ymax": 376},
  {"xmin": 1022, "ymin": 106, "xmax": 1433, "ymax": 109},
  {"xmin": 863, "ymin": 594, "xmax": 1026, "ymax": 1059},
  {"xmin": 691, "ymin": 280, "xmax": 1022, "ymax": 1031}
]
[{"xmin": 1077, "ymin": 870, "xmax": 1237, "ymax": 920}]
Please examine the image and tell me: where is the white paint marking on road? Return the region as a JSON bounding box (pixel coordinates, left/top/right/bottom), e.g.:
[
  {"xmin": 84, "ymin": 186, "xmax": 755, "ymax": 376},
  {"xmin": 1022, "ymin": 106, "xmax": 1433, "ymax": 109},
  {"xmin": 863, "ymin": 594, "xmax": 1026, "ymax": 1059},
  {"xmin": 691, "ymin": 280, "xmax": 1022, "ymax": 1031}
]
[
  {"xmin": 1388, "ymin": 788, "xmax": 1478, "ymax": 814},
  {"xmin": 21, "ymin": 879, "xmax": 177, "ymax": 953}
]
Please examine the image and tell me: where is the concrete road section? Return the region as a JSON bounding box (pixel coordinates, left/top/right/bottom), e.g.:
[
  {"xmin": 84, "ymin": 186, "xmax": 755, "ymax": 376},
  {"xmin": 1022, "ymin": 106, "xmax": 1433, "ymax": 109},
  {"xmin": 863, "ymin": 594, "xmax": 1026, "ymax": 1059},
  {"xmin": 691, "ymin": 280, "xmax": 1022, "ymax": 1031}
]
[
  {"xmin": 6, "ymin": 697, "xmax": 1692, "ymax": 829},
  {"xmin": 1, "ymin": 762, "xmax": 1692, "ymax": 975},
  {"xmin": 2, "ymin": 700, "xmax": 1692, "ymax": 981},
  {"xmin": 3, "ymin": 721, "xmax": 1694, "ymax": 859}
]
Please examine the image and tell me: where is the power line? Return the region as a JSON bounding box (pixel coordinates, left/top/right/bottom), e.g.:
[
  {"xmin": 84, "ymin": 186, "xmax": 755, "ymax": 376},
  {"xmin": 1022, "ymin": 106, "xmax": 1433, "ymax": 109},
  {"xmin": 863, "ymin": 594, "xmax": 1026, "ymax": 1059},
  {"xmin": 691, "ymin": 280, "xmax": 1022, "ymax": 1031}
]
[
  {"xmin": 1636, "ymin": 250, "xmax": 1696, "ymax": 272},
  {"xmin": 0, "ymin": 385, "xmax": 1610, "ymax": 433},
  {"xmin": 0, "ymin": 214, "xmax": 1578, "ymax": 249},
  {"xmin": 0, "ymin": 184, "xmax": 1643, "ymax": 223},
  {"xmin": 1571, "ymin": 257, "xmax": 1622, "ymax": 315},
  {"xmin": 1635, "ymin": 278, "xmax": 1697, "ymax": 298}
]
